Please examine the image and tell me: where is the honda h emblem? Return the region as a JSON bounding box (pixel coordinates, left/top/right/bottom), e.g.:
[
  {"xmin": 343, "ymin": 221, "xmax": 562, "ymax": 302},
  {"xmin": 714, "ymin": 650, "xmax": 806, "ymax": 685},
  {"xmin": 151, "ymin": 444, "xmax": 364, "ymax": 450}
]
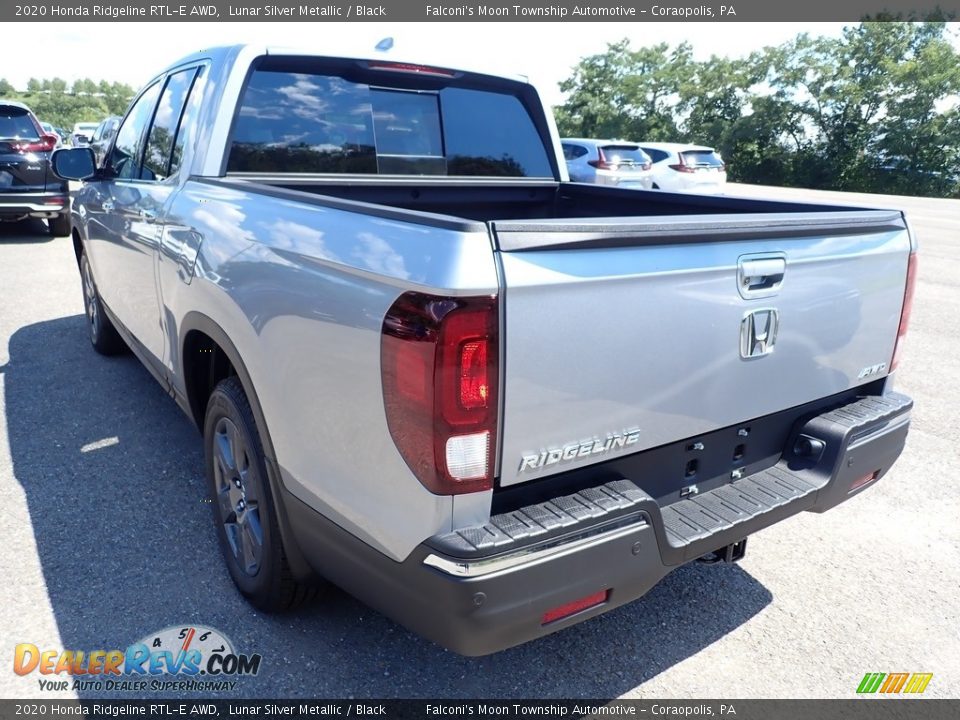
[{"xmin": 740, "ymin": 308, "xmax": 779, "ymax": 358}]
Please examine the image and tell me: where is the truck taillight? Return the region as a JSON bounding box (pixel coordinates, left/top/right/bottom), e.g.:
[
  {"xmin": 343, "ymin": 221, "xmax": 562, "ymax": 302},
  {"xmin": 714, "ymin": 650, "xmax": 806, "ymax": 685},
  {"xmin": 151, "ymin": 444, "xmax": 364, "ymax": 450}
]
[
  {"xmin": 381, "ymin": 292, "xmax": 498, "ymax": 495},
  {"xmin": 890, "ymin": 251, "xmax": 917, "ymax": 371}
]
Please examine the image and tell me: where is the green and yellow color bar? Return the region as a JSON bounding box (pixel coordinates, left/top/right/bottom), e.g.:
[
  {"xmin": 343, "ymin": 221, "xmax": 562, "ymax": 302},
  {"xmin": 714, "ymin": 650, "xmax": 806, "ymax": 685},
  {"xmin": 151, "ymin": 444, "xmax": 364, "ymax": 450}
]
[{"xmin": 857, "ymin": 672, "xmax": 933, "ymax": 694}]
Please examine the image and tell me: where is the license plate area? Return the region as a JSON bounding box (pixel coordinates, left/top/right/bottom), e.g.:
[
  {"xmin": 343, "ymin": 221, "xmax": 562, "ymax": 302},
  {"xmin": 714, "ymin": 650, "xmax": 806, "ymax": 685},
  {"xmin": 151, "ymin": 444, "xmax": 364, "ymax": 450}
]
[{"xmin": 492, "ymin": 383, "xmax": 881, "ymax": 514}]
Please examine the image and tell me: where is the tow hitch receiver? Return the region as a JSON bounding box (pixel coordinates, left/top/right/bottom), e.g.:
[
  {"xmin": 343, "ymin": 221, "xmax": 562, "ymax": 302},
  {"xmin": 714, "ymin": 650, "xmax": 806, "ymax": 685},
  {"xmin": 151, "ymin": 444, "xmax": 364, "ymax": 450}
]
[{"xmin": 698, "ymin": 538, "xmax": 748, "ymax": 564}]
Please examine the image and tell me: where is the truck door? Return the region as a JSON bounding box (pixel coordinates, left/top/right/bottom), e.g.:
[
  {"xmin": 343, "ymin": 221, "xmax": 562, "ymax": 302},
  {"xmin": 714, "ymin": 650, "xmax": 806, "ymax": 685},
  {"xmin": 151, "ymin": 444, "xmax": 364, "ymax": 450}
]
[{"xmin": 86, "ymin": 68, "xmax": 199, "ymax": 366}]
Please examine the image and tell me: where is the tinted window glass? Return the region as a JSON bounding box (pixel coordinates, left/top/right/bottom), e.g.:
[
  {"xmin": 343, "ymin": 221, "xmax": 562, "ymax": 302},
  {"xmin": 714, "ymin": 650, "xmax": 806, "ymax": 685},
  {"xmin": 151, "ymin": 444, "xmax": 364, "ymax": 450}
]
[
  {"xmin": 562, "ymin": 143, "xmax": 589, "ymax": 161},
  {"xmin": 108, "ymin": 82, "xmax": 161, "ymax": 179},
  {"xmin": 600, "ymin": 145, "xmax": 650, "ymax": 165},
  {"xmin": 228, "ymin": 69, "xmax": 553, "ymax": 177},
  {"xmin": 169, "ymin": 69, "xmax": 206, "ymax": 177},
  {"xmin": 439, "ymin": 88, "xmax": 551, "ymax": 176},
  {"xmin": 142, "ymin": 68, "xmax": 197, "ymax": 181},
  {"xmin": 680, "ymin": 150, "xmax": 725, "ymax": 168},
  {"xmin": 229, "ymin": 72, "xmax": 376, "ymax": 174},
  {"xmin": 0, "ymin": 107, "xmax": 38, "ymax": 140},
  {"xmin": 642, "ymin": 148, "xmax": 670, "ymax": 163}
]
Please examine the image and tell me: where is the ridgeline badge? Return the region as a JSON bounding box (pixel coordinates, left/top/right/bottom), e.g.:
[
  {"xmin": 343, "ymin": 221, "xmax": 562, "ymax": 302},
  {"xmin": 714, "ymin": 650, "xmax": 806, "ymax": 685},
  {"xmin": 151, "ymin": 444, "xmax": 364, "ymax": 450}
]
[{"xmin": 14, "ymin": 625, "xmax": 261, "ymax": 693}]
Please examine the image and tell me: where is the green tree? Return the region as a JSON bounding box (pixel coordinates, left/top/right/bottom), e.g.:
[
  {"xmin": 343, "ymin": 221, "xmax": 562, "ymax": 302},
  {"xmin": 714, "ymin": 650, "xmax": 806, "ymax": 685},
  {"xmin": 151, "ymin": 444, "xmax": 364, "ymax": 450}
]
[
  {"xmin": 554, "ymin": 22, "xmax": 960, "ymax": 198},
  {"xmin": 762, "ymin": 22, "xmax": 960, "ymax": 194},
  {"xmin": 556, "ymin": 39, "xmax": 694, "ymax": 141}
]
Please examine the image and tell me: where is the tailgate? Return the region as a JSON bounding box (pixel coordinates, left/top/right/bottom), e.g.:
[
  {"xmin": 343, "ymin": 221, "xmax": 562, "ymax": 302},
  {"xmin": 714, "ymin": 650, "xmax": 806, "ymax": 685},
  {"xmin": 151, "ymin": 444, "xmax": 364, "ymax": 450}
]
[
  {"xmin": 493, "ymin": 211, "xmax": 911, "ymax": 486},
  {"xmin": 0, "ymin": 140, "xmax": 47, "ymax": 193}
]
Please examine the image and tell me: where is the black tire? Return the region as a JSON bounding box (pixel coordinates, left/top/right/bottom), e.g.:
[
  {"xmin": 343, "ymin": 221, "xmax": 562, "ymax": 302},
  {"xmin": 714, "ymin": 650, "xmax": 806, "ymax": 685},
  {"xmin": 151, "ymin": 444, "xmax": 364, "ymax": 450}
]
[
  {"xmin": 79, "ymin": 252, "xmax": 126, "ymax": 355},
  {"xmin": 204, "ymin": 376, "xmax": 320, "ymax": 612},
  {"xmin": 49, "ymin": 212, "xmax": 71, "ymax": 237}
]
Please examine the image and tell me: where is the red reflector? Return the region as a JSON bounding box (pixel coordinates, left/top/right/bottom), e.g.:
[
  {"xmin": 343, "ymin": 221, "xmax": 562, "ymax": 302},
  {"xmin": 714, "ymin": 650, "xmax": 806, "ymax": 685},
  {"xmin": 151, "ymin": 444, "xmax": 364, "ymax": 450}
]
[
  {"xmin": 541, "ymin": 589, "xmax": 610, "ymax": 625},
  {"xmin": 367, "ymin": 62, "xmax": 456, "ymax": 77},
  {"xmin": 458, "ymin": 340, "xmax": 488, "ymax": 409},
  {"xmin": 850, "ymin": 470, "xmax": 880, "ymax": 492},
  {"xmin": 891, "ymin": 251, "xmax": 918, "ymax": 371}
]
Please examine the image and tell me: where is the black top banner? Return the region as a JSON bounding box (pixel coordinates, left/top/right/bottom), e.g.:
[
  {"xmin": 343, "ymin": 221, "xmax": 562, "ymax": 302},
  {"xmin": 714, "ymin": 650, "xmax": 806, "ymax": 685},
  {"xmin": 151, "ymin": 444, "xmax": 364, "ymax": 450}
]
[{"xmin": 3, "ymin": 0, "xmax": 959, "ymax": 22}]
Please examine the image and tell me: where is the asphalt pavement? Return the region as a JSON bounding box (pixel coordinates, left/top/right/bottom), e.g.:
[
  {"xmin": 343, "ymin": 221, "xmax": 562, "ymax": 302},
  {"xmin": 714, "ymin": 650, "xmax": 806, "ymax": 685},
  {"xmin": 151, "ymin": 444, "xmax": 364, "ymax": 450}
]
[{"xmin": 0, "ymin": 185, "xmax": 957, "ymax": 700}]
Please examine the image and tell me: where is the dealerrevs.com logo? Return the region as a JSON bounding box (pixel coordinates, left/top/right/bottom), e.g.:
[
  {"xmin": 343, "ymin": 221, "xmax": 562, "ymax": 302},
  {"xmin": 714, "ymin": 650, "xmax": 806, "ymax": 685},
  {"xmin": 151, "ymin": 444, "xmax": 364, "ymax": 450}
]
[{"xmin": 14, "ymin": 625, "xmax": 262, "ymax": 693}]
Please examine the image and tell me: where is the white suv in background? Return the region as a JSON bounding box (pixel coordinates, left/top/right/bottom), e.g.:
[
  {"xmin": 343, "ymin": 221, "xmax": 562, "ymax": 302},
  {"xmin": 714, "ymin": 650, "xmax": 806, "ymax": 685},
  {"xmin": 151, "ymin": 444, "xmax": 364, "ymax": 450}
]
[
  {"xmin": 561, "ymin": 138, "xmax": 654, "ymax": 190},
  {"xmin": 638, "ymin": 142, "xmax": 727, "ymax": 194}
]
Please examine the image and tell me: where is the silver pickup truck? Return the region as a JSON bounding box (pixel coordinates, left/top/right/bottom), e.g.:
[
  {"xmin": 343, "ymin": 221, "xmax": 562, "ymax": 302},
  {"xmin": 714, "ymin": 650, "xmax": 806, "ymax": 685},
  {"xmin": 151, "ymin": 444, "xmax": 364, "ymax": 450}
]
[{"xmin": 53, "ymin": 44, "xmax": 916, "ymax": 656}]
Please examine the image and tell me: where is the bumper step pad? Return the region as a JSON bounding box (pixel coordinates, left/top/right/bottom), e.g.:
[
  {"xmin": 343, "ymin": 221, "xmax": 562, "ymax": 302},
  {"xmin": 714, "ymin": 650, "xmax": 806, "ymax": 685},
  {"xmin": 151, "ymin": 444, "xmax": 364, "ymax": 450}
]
[
  {"xmin": 429, "ymin": 392, "xmax": 912, "ymax": 568},
  {"xmin": 661, "ymin": 467, "xmax": 819, "ymax": 547},
  {"xmin": 429, "ymin": 479, "xmax": 648, "ymax": 558}
]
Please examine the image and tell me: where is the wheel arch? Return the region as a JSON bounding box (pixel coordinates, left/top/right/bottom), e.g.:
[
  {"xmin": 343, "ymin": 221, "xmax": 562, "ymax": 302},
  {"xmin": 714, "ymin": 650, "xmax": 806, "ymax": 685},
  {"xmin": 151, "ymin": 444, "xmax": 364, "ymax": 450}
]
[{"xmin": 178, "ymin": 310, "xmax": 315, "ymax": 581}]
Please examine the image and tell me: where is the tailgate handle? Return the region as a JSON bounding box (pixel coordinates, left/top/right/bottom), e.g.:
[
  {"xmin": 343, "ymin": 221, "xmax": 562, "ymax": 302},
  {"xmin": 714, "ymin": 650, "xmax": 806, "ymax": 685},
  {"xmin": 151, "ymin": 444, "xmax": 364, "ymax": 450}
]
[{"xmin": 740, "ymin": 257, "xmax": 785, "ymax": 292}]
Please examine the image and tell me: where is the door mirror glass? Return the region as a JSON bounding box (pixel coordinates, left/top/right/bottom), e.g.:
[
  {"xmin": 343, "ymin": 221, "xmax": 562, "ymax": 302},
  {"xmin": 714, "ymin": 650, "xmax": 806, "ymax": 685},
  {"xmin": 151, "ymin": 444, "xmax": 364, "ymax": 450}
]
[{"xmin": 52, "ymin": 148, "xmax": 96, "ymax": 181}]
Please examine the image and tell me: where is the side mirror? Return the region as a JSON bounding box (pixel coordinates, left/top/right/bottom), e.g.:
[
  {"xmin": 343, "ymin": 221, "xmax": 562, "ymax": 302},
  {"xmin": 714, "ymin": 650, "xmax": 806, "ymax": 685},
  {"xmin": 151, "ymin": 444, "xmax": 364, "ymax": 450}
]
[{"xmin": 52, "ymin": 147, "xmax": 97, "ymax": 181}]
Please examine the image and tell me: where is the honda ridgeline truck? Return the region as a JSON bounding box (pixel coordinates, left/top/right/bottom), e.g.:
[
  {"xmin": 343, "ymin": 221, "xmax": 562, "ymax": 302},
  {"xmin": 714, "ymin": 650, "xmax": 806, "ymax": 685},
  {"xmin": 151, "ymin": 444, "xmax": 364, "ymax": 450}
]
[{"xmin": 52, "ymin": 45, "xmax": 916, "ymax": 655}]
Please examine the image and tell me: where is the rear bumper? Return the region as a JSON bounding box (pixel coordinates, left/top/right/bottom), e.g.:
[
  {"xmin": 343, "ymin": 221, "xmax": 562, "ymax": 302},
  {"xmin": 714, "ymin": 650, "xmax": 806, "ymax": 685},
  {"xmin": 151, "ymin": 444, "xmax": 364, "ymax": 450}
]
[
  {"xmin": 285, "ymin": 392, "xmax": 911, "ymax": 656},
  {"xmin": 0, "ymin": 190, "xmax": 70, "ymax": 219}
]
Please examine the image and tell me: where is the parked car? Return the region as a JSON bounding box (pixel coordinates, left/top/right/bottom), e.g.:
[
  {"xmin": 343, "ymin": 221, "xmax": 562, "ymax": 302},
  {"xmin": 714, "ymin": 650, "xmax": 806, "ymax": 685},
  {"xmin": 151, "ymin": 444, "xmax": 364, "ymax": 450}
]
[
  {"xmin": 638, "ymin": 142, "xmax": 728, "ymax": 193},
  {"xmin": 0, "ymin": 100, "xmax": 71, "ymax": 235},
  {"xmin": 89, "ymin": 116, "xmax": 120, "ymax": 166},
  {"xmin": 39, "ymin": 122, "xmax": 63, "ymax": 148},
  {"xmin": 53, "ymin": 45, "xmax": 915, "ymax": 656},
  {"xmin": 71, "ymin": 122, "xmax": 99, "ymax": 147},
  {"xmin": 561, "ymin": 138, "xmax": 653, "ymax": 189}
]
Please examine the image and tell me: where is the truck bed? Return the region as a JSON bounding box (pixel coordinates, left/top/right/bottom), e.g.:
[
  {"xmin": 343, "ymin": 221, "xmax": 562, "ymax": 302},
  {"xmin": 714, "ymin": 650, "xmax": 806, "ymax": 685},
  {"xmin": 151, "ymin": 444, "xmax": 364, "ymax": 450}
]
[
  {"xmin": 213, "ymin": 175, "xmax": 910, "ymax": 493},
  {"xmin": 219, "ymin": 175, "xmax": 898, "ymax": 228}
]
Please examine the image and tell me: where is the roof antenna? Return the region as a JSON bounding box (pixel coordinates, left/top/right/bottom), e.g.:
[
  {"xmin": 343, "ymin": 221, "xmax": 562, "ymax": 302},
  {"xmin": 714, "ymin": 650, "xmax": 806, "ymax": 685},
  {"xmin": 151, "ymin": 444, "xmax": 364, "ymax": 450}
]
[{"xmin": 375, "ymin": 37, "xmax": 394, "ymax": 52}]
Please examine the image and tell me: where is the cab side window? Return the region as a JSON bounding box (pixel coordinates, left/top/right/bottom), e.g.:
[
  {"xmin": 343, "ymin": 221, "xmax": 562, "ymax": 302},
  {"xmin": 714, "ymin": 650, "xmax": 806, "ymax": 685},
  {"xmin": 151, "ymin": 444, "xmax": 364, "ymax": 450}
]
[
  {"xmin": 142, "ymin": 68, "xmax": 199, "ymax": 181},
  {"xmin": 107, "ymin": 82, "xmax": 161, "ymax": 179}
]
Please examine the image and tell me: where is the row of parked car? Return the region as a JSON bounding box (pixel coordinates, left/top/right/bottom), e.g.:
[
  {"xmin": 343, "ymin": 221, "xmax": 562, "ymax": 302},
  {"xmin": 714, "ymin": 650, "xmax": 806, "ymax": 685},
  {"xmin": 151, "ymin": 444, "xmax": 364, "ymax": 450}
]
[{"xmin": 561, "ymin": 138, "xmax": 727, "ymax": 194}]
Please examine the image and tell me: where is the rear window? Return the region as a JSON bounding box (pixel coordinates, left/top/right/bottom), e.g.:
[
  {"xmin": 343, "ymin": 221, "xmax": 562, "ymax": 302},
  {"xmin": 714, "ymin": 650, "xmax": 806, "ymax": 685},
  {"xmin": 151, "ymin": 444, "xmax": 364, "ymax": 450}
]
[
  {"xmin": 0, "ymin": 106, "xmax": 39, "ymax": 140},
  {"xmin": 680, "ymin": 150, "xmax": 724, "ymax": 168},
  {"xmin": 227, "ymin": 68, "xmax": 553, "ymax": 178},
  {"xmin": 600, "ymin": 145, "xmax": 649, "ymax": 165}
]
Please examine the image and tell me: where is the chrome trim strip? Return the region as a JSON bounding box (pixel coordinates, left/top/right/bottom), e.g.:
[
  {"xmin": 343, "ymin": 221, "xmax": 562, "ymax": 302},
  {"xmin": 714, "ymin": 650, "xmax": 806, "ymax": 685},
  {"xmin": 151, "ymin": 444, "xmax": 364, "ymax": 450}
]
[{"xmin": 423, "ymin": 515, "xmax": 649, "ymax": 578}]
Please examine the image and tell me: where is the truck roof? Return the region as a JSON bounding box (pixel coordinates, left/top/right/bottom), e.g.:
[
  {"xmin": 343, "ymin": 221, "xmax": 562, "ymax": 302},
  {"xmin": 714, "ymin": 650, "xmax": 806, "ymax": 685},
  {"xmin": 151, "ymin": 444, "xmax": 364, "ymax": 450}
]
[{"xmin": 160, "ymin": 43, "xmax": 532, "ymax": 86}]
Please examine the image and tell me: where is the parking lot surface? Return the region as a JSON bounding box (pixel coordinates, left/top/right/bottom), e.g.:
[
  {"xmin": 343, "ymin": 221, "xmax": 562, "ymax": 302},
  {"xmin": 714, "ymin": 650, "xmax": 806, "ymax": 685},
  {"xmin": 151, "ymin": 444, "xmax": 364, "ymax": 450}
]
[{"xmin": 1, "ymin": 185, "xmax": 957, "ymax": 699}]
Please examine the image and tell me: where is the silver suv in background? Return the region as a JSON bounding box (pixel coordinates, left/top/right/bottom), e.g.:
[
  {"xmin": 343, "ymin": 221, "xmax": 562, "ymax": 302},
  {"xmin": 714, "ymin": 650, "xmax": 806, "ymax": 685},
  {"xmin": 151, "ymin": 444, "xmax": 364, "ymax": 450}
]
[
  {"xmin": 71, "ymin": 122, "xmax": 99, "ymax": 147},
  {"xmin": 638, "ymin": 142, "xmax": 727, "ymax": 194},
  {"xmin": 561, "ymin": 138, "xmax": 654, "ymax": 189}
]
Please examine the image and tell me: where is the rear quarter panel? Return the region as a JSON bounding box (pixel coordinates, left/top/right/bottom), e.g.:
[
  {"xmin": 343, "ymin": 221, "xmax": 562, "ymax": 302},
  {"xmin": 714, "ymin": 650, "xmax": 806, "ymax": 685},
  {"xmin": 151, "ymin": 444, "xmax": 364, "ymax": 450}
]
[{"xmin": 160, "ymin": 180, "xmax": 500, "ymax": 560}]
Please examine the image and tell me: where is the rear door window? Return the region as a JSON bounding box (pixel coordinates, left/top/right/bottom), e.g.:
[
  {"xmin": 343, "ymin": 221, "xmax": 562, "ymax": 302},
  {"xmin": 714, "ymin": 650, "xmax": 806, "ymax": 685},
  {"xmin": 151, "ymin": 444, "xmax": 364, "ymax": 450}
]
[
  {"xmin": 227, "ymin": 67, "xmax": 553, "ymax": 178},
  {"xmin": 642, "ymin": 148, "xmax": 670, "ymax": 163},
  {"xmin": 563, "ymin": 144, "xmax": 589, "ymax": 160},
  {"xmin": 142, "ymin": 68, "xmax": 198, "ymax": 181}
]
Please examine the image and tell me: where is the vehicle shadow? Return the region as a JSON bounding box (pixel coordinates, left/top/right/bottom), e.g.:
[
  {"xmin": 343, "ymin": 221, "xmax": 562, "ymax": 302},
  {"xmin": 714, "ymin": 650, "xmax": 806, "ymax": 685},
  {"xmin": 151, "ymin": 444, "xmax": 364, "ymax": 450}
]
[
  {"xmin": 0, "ymin": 218, "xmax": 54, "ymax": 242},
  {"xmin": 5, "ymin": 316, "xmax": 772, "ymax": 699}
]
